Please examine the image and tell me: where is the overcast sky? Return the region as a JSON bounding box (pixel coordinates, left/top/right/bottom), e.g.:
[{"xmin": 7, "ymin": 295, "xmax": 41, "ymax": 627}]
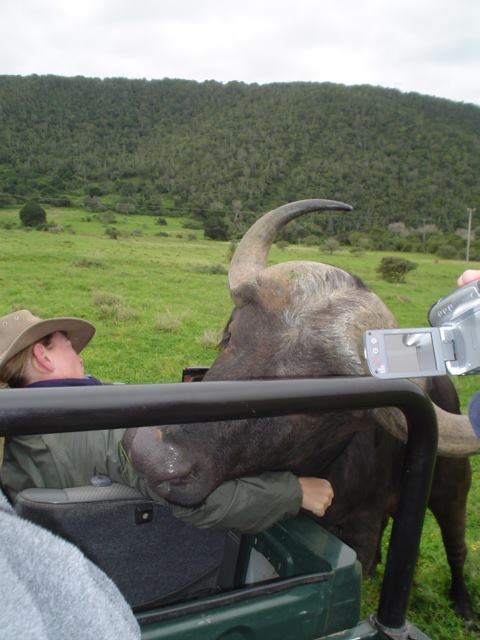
[{"xmin": 1, "ymin": 0, "xmax": 479, "ymax": 105}]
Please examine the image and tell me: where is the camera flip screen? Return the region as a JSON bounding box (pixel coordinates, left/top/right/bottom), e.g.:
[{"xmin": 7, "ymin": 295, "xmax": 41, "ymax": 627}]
[{"xmin": 384, "ymin": 332, "xmax": 437, "ymax": 374}]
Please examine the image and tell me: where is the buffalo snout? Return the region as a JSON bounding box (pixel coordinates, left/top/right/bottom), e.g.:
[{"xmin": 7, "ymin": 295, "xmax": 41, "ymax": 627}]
[{"xmin": 123, "ymin": 426, "xmax": 217, "ymax": 506}]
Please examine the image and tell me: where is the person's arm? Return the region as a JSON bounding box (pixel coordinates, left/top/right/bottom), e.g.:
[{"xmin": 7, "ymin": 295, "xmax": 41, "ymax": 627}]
[
  {"xmin": 118, "ymin": 437, "xmax": 333, "ymax": 533},
  {"xmin": 178, "ymin": 475, "xmax": 333, "ymax": 532}
]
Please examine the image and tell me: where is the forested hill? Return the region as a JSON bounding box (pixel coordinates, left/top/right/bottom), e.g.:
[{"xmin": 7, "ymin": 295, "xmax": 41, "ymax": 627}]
[{"xmin": 0, "ymin": 74, "xmax": 479, "ymax": 233}]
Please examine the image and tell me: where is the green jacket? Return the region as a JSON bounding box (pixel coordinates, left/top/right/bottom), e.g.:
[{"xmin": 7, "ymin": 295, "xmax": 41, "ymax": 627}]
[{"xmin": 1, "ymin": 429, "xmax": 302, "ymax": 533}]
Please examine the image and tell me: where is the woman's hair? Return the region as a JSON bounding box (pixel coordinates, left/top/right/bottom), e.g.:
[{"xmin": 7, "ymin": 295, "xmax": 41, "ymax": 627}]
[{"xmin": 0, "ymin": 334, "xmax": 53, "ymax": 388}]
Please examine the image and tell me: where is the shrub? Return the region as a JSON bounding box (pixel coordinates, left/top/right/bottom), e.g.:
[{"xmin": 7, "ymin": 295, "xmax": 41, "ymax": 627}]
[
  {"xmin": 155, "ymin": 217, "xmax": 167, "ymax": 225},
  {"xmin": 88, "ymin": 185, "xmax": 103, "ymax": 197},
  {"xmin": 92, "ymin": 291, "xmax": 138, "ymax": 321},
  {"xmin": 192, "ymin": 264, "xmax": 228, "ymax": 275},
  {"xmin": 276, "ymin": 240, "xmax": 289, "ymax": 250},
  {"xmin": 204, "ymin": 214, "xmax": 230, "ymax": 240},
  {"xmin": 115, "ymin": 202, "xmax": 136, "ymax": 214},
  {"xmin": 302, "ymin": 234, "xmax": 321, "ymax": 246},
  {"xmin": 84, "ymin": 196, "xmax": 107, "ymax": 212},
  {"xmin": 199, "ymin": 329, "xmax": 222, "ymax": 349},
  {"xmin": 105, "ymin": 227, "xmax": 119, "ymax": 239},
  {"xmin": 0, "ymin": 220, "xmax": 17, "ymax": 230},
  {"xmin": 155, "ymin": 311, "xmax": 186, "ymax": 332},
  {"xmin": 72, "ymin": 258, "xmax": 107, "ymax": 269},
  {"xmin": 349, "ymin": 246, "xmax": 364, "ymax": 256},
  {"xmin": 19, "ymin": 200, "xmax": 47, "ymax": 227},
  {"xmin": 436, "ymin": 245, "xmax": 459, "ymax": 260},
  {"xmin": 98, "ymin": 212, "xmax": 117, "ymax": 225},
  {"xmin": 321, "ymin": 238, "xmax": 340, "ymax": 254},
  {"xmin": 376, "ymin": 256, "xmax": 417, "ymax": 283},
  {"xmin": 182, "ymin": 219, "xmax": 203, "ymax": 230}
]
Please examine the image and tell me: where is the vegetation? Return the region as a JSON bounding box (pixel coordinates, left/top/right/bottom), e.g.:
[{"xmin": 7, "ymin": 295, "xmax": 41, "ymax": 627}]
[
  {"xmin": 19, "ymin": 200, "xmax": 46, "ymax": 227},
  {"xmin": 377, "ymin": 256, "xmax": 417, "ymax": 282},
  {"xmin": 0, "ymin": 74, "xmax": 479, "ymax": 244},
  {"xmin": 0, "ymin": 206, "xmax": 479, "ymax": 639}
]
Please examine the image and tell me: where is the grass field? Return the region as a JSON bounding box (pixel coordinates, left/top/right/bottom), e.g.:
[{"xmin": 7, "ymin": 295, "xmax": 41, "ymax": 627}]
[{"xmin": 1, "ymin": 206, "xmax": 479, "ymax": 637}]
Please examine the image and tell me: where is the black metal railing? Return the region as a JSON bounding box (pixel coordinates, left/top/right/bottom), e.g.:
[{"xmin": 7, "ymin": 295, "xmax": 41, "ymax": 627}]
[{"xmin": 0, "ymin": 376, "xmax": 438, "ymax": 632}]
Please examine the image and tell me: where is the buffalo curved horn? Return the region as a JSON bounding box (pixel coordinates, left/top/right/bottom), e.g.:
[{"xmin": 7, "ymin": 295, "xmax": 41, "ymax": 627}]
[
  {"xmin": 435, "ymin": 406, "xmax": 480, "ymax": 457},
  {"xmin": 229, "ymin": 199, "xmax": 352, "ymax": 304},
  {"xmin": 379, "ymin": 405, "xmax": 480, "ymax": 457}
]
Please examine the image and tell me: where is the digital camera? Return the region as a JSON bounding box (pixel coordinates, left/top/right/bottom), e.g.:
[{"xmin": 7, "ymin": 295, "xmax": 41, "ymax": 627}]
[{"xmin": 364, "ymin": 280, "xmax": 480, "ymax": 379}]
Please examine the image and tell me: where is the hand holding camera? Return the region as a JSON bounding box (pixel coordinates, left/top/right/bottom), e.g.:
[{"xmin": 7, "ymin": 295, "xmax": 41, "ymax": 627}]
[{"xmin": 364, "ymin": 278, "xmax": 480, "ymax": 379}]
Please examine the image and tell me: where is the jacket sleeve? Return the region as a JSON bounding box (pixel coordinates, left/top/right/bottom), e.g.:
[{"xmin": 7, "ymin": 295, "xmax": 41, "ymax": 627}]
[
  {"xmin": 2, "ymin": 430, "xmax": 303, "ymax": 534},
  {"xmin": 120, "ymin": 452, "xmax": 303, "ymax": 533},
  {"xmin": 166, "ymin": 472, "xmax": 303, "ymax": 533}
]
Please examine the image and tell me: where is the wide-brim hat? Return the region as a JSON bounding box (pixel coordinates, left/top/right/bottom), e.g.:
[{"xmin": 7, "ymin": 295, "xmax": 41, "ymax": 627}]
[{"xmin": 0, "ymin": 309, "xmax": 96, "ymax": 371}]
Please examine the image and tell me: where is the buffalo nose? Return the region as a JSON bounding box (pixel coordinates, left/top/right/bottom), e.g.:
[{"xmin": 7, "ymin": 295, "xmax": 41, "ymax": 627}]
[{"xmin": 127, "ymin": 427, "xmax": 194, "ymax": 487}]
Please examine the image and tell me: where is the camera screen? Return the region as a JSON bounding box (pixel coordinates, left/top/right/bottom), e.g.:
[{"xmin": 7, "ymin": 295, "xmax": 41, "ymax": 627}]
[{"xmin": 384, "ymin": 332, "xmax": 438, "ymax": 374}]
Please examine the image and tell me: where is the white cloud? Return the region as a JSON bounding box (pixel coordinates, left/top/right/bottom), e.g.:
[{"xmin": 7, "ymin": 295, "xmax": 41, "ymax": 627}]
[{"xmin": 1, "ymin": 0, "xmax": 479, "ymax": 104}]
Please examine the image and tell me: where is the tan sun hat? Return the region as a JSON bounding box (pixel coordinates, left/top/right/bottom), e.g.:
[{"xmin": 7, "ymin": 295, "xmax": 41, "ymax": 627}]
[{"xmin": 0, "ymin": 309, "xmax": 96, "ymax": 371}]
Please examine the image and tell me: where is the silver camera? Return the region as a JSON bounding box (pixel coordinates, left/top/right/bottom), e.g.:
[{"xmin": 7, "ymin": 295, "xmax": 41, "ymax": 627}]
[{"xmin": 364, "ymin": 280, "xmax": 480, "ymax": 379}]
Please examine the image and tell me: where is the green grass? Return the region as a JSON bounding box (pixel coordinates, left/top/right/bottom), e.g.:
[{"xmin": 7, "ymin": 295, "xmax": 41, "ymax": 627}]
[{"xmin": 1, "ymin": 206, "xmax": 479, "ymax": 637}]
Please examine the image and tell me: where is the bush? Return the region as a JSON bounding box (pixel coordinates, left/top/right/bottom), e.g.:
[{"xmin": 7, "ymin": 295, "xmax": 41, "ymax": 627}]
[
  {"xmin": 92, "ymin": 291, "xmax": 138, "ymax": 321},
  {"xmin": 192, "ymin": 264, "xmax": 228, "ymax": 275},
  {"xmin": 98, "ymin": 212, "xmax": 117, "ymax": 225},
  {"xmin": 0, "ymin": 220, "xmax": 17, "ymax": 230},
  {"xmin": 104, "ymin": 227, "xmax": 119, "ymax": 239},
  {"xmin": 19, "ymin": 200, "xmax": 47, "ymax": 227},
  {"xmin": 182, "ymin": 219, "xmax": 203, "ymax": 230},
  {"xmin": 155, "ymin": 311, "xmax": 186, "ymax": 332},
  {"xmin": 436, "ymin": 245, "xmax": 459, "ymax": 260},
  {"xmin": 321, "ymin": 238, "xmax": 340, "ymax": 254},
  {"xmin": 72, "ymin": 258, "xmax": 107, "ymax": 269},
  {"xmin": 155, "ymin": 217, "xmax": 167, "ymax": 225},
  {"xmin": 204, "ymin": 214, "xmax": 230, "ymax": 240},
  {"xmin": 376, "ymin": 257, "xmax": 417, "ymax": 283},
  {"xmin": 302, "ymin": 234, "xmax": 321, "ymax": 246}
]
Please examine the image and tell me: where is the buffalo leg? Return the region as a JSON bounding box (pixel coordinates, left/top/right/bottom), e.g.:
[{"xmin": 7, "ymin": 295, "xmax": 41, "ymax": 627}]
[{"xmin": 428, "ymin": 456, "xmax": 473, "ymax": 620}]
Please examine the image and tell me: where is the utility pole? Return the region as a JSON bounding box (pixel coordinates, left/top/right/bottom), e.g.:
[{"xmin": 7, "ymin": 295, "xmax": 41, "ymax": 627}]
[{"xmin": 466, "ymin": 207, "xmax": 476, "ymax": 262}]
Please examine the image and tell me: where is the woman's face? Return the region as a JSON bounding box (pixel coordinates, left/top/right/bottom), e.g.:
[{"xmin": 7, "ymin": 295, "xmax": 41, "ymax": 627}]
[{"xmin": 45, "ymin": 331, "xmax": 85, "ymax": 379}]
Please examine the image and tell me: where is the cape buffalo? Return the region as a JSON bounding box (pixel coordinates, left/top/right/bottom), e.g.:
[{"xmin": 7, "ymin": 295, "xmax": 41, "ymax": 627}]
[{"xmin": 125, "ymin": 199, "xmax": 480, "ymax": 620}]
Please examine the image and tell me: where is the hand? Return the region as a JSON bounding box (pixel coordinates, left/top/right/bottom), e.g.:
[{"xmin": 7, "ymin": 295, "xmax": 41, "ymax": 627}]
[
  {"xmin": 298, "ymin": 477, "xmax": 334, "ymax": 517},
  {"xmin": 457, "ymin": 270, "xmax": 480, "ymax": 287}
]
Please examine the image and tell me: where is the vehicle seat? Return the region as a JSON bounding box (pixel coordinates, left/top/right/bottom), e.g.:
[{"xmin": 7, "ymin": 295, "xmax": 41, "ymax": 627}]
[{"xmin": 14, "ymin": 482, "xmax": 241, "ymax": 612}]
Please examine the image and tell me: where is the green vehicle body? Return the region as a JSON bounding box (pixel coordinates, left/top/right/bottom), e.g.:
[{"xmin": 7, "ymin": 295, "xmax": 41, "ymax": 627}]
[{"xmin": 137, "ymin": 515, "xmax": 365, "ymax": 640}]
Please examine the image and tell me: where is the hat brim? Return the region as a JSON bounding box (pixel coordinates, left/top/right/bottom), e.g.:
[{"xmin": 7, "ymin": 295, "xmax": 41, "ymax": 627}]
[{"xmin": 0, "ymin": 317, "xmax": 96, "ymax": 370}]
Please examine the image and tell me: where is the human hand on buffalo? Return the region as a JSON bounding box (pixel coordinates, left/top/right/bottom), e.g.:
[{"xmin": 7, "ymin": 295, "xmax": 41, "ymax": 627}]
[{"xmin": 298, "ymin": 477, "xmax": 334, "ymax": 518}]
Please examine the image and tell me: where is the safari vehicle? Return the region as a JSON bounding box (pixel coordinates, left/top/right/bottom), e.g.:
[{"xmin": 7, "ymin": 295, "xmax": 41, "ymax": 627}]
[{"xmin": 0, "ymin": 375, "xmax": 437, "ymax": 640}]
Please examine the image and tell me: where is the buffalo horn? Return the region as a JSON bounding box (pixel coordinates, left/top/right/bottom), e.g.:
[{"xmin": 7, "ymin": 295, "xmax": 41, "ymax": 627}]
[
  {"xmin": 434, "ymin": 405, "xmax": 480, "ymax": 456},
  {"xmin": 229, "ymin": 199, "xmax": 352, "ymax": 303}
]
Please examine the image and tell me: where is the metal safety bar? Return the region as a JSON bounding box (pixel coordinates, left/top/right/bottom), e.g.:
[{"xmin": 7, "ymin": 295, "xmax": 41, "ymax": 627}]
[{"xmin": 0, "ymin": 376, "xmax": 438, "ymax": 632}]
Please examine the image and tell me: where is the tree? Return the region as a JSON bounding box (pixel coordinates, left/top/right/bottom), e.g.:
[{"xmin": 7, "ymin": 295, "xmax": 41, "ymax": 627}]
[{"xmin": 19, "ymin": 201, "xmax": 46, "ymax": 227}]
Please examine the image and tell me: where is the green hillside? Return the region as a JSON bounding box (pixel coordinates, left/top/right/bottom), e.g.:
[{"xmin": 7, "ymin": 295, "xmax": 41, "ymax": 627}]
[{"xmin": 0, "ymin": 74, "xmax": 479, "ymax": 234}]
